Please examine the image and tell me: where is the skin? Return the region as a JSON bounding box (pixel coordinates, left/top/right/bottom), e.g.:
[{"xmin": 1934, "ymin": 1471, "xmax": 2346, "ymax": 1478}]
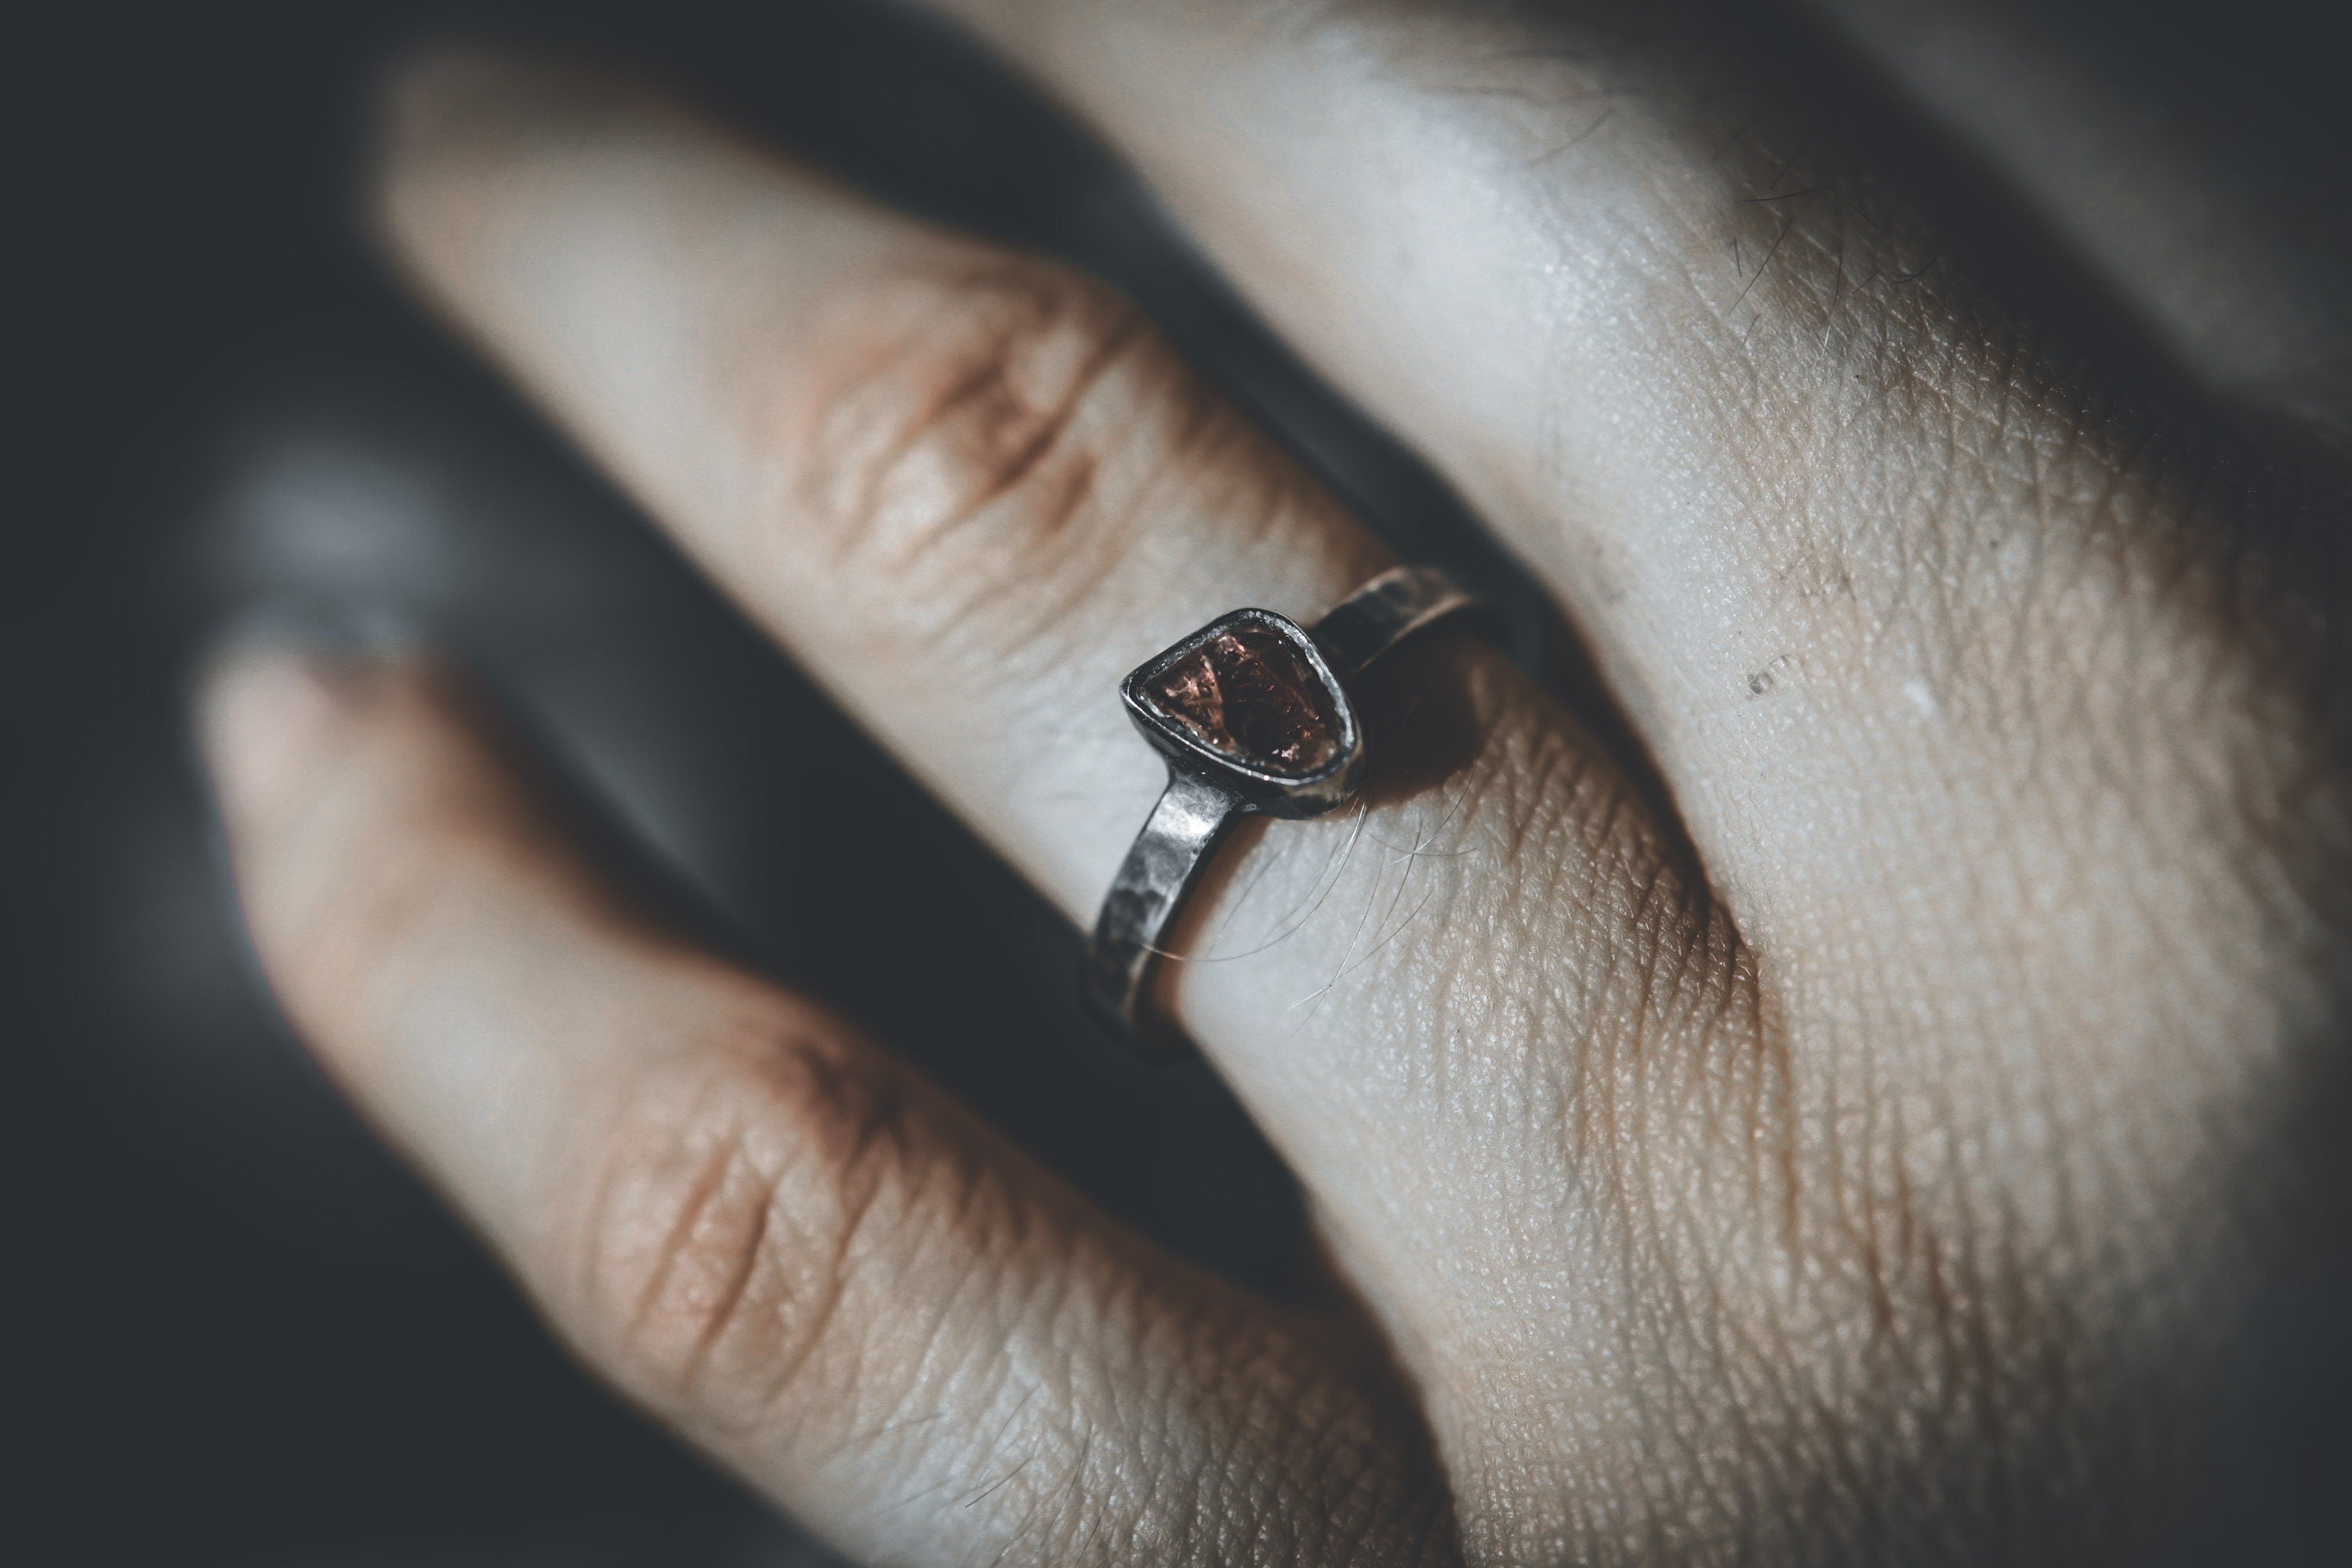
[{"xmin": 198, "ymin": 5, "xmax": 2350, "ymax": 1564}]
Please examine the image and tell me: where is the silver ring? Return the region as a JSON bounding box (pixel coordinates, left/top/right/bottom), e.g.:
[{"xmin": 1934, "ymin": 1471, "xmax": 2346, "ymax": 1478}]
[{"xmin": 1080, "ymin": 564, "xmax": 1482, "ymax": 1054}]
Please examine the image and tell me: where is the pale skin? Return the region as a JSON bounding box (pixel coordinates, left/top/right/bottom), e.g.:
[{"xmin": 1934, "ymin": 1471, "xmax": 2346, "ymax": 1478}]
[{"xmin": 198, "ymin": 4, "xmax": 2350, "ymax": 1565}]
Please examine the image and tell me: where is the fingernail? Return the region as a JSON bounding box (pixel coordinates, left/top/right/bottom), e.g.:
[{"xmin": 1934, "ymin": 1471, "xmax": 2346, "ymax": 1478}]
[
  {"xmin": 377, "ymin": 42, "xmax": 514, "ymax": 157},
  {"xmin": 191, "ymin": 608, "xmax": 423, "ymax": 818},
  {"xmin": 194, "ymin": 646, "xmax": 354, "ymax": 820},
  {"xmin": 374, "ymin": 42, "xmax": 616, "ymax": 183}
]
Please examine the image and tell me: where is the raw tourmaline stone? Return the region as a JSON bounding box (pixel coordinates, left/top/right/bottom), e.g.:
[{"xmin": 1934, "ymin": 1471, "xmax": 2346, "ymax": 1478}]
[{"xmin": 1140, "ymin": 623, "xmax": 1343, "ymax": 777}]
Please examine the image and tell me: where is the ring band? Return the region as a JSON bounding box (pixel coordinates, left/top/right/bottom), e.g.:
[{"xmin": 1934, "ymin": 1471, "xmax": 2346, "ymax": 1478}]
[{"xmin": 1081, "ymin": 564, "xmax": 1481, "ymax": 1054}]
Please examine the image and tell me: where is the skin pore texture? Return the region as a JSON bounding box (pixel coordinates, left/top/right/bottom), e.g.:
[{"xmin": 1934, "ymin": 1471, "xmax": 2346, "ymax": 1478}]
[{"xmin": 198, "ymin": 3, "xmax": 2350, "ymax": 1565}]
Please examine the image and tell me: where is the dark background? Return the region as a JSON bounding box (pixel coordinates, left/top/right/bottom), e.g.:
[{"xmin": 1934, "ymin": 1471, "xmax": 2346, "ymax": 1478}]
[{"xmin": 14, "ymin": 2, "xmax": 2350, "ymax": 1563}]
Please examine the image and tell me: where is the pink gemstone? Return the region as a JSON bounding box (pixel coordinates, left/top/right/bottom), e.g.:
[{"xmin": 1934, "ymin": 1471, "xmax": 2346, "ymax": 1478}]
[{"xmin": 1140, "ymin": 625, "xmax": 1342, "ymax": 777}]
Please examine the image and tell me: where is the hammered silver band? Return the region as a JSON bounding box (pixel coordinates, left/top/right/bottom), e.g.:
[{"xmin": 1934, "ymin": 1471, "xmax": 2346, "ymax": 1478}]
[{"xmin": 1080, "ymin": 564, "xmax": 1479, "ymax": 1055}]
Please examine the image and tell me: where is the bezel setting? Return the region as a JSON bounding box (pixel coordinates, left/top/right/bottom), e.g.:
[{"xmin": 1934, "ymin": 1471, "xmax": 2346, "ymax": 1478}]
[{"xmin": 1119, "ymin": 608, "xmax": 1365, "ymax": 818}]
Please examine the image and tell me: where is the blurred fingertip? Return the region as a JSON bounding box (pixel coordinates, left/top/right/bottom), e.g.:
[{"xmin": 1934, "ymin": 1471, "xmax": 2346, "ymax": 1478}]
[
  {"xmin": 372, "ymin": 38, "xmax": 517, "ymax": 158},
  {"xmin": 191, "ymin": 609, "xmax": 429, "ymax": 819},
  {"xmin": 194, "ymin": 646, "xmax": 350, "ymax": 818},
  {"xmin": 368, "ymin": 35, "xmax": 637, "ymax": 191}
]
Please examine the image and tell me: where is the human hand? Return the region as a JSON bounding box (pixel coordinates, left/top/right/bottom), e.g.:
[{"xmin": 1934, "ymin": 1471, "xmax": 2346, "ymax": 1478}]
[{"xmin": 198, "ymin": 7, "xmax": 2350, "ymax": 1564}]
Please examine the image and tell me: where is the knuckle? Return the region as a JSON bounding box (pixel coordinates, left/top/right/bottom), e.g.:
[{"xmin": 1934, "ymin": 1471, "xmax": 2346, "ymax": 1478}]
[
  {"xmin": 568, "ymin": 1013, "xmax": 929, "ymax": 1425},
  {"xmin": 779, "ymin": 253, "xmax": 1156, "ymax": 641}
]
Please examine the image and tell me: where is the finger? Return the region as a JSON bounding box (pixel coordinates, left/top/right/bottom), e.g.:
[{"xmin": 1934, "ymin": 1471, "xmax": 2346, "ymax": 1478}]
[
  {"xmin": 372, "ymin": 54, "xmax": 1736, "ymax": 1556},
  {"xmin": 197, "ymin": 647, "xmax": 1454, "ymax": 1568},
  {"xmin": 900, "ymin": 2, "xmax": 2352, "ymax": 1555},
  {"xmin": 926, "ymin": 0, "xmax": 2347, "ymax": 978}
]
